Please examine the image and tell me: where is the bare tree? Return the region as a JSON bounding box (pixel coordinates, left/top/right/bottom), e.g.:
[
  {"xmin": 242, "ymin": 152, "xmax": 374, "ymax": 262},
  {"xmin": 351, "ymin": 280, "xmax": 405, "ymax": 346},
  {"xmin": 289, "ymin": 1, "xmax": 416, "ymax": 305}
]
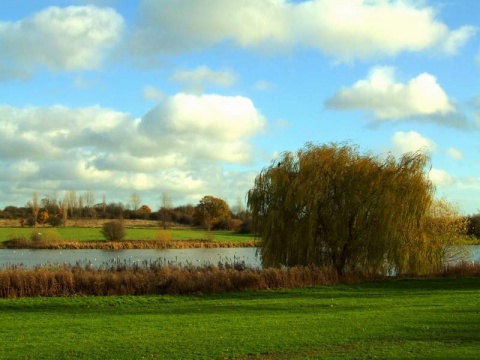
[
  {"xmin": 102, "ymin": 194, "xmax": 107, "ymax": 219},
  {"xmin": 67, "ymin": 189, "xmax": 78, "ymax": 219},
  {"xmin": 31, "ymin": 191, "xmax": 39, "ymax": 227},
  {"xmin": 159, "ymin": 192, "xmax": 173, "ymax": 229},
  {"xmin": 129, "ymin": 192, "xmax": 141, "ymax": 211},
  {"xmin": 83, "ymin": 190, "xmax": 96, "ymax": 218},
  {"xmin": 59, "ymin": 193, "xmax": 69, "ymax": 227}
]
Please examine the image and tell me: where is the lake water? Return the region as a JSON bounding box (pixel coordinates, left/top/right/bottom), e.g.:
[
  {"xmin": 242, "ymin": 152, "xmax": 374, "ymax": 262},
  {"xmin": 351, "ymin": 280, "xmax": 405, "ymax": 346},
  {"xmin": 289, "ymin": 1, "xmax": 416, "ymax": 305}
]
[
  {"xmin": 0, "ymin": 247, "xmax": 261, "ymax": 269},
  {"xmin": 0, "ymin": 246, "xmax": 478, "ymax": 269}
]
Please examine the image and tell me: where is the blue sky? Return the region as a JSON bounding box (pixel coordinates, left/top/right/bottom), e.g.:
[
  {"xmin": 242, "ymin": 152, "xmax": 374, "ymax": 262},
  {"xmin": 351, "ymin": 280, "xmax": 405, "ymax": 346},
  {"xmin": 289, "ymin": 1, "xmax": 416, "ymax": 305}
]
[{"xmin": 0, "ymin": 0, "xmax": 479, "ymax": 214}]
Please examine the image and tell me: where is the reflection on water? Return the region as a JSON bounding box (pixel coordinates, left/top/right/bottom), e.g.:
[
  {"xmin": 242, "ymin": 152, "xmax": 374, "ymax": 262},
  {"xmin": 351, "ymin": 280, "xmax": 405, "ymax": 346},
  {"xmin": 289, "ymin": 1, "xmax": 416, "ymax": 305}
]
[
  {"xmin": 0, "ymin": 248, "xmax": 261, "ymax": 269},
  {"xmin": 0, "ymin": 246, "xmax": 478, "ymax": 270}
]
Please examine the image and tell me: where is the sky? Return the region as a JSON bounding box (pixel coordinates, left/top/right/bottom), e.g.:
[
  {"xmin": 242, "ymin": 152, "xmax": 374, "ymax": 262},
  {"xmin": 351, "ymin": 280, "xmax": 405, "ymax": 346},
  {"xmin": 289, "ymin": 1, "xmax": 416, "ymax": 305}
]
[{"xmin": 0, "ymin": 0, "xmax": 479, "ymax": 214}]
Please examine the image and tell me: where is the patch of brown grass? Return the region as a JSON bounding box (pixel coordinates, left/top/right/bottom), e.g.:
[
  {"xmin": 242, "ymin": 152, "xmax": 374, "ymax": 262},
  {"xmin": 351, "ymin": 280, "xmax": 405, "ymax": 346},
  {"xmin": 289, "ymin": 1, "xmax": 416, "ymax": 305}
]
[
  {"xmin": 0, "ymin": 238, "xmax": 257, "ymax": 250},
  {"xmin": 1, "ymin": 262, "xmax": 479, "ymax": 298},
  {"xmin": 0, "ymin": 263, "xmax": 341, "ymax": 298}
]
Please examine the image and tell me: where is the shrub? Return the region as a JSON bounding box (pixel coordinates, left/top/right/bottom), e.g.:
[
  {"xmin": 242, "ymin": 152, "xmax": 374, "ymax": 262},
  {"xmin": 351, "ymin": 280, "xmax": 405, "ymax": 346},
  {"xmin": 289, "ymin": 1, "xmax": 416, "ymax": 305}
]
[
  {"xmin": 47, "ymin": 215, "xmax": 63, "ymax": 227},
  {"xmin": 31, "ymin": 231, "xmax": 43, "ymax": 242},
  {"xmin": 101, "ymin": 221, "xmax": 126, "ymax": 241}
]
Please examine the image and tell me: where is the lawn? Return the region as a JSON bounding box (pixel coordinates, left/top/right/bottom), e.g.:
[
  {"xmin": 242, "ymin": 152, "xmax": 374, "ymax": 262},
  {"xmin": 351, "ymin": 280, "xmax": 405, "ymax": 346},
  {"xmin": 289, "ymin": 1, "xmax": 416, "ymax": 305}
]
[
  {"xmin": 0, "ymin": 277, "xmax": 479, "ymax": 359},
  {"xmin": 0, "ymin": 227, "xmax": 255, "ymax": 243}
]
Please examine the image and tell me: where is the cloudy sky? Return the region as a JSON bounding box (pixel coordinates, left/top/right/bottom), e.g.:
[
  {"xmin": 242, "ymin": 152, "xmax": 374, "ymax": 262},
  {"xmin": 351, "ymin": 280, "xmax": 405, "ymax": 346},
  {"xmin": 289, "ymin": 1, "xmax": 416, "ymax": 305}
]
[{"xmin": 1, "ymin": 0, "xmax": 479, "ymax": 214}]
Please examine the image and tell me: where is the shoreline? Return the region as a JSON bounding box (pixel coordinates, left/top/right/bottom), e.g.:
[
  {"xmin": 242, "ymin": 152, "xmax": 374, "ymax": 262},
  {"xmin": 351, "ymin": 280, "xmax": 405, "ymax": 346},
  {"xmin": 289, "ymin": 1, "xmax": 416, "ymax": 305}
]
[{"xmin": 0, "ymin": 239, "xmax": 258, "ymax": 250}]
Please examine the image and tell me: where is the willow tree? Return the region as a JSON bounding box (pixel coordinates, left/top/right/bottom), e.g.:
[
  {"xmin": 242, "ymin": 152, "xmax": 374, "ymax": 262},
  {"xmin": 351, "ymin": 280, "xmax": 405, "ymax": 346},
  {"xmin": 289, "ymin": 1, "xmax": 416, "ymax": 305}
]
[{"xmin": 247, "ymin": 143, "xmax": 435, "ymax": 275}]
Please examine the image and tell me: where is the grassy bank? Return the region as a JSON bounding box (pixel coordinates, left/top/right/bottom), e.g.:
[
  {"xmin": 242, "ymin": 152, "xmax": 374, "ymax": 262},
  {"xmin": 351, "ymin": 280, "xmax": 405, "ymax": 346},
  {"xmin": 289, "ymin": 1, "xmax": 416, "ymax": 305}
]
[
  {"xmin": 0, "ymin": 276, "xmax": 479, "ymax": 359},
  {"xmin": 0, "ymin": 227, "xmax": 256, "ymax": 249}
]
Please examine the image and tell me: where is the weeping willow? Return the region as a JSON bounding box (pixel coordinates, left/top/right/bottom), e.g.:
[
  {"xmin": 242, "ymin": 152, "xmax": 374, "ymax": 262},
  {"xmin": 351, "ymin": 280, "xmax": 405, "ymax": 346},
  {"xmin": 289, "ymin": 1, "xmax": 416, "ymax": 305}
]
[{"xmin": 247, "ymin": 142, "xmax": 436, "ymax": 275}]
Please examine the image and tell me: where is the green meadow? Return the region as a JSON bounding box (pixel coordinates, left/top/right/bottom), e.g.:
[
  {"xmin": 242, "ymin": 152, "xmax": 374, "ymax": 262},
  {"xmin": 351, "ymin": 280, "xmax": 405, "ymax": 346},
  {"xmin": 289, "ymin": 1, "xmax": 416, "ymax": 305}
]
[
  {"xmin": 0, "ymin": 277, "xmax": 479, "ymax": 359},
  {"xmin": 0, "ymin": 227, "xmax": 255, "ymax": 243}
]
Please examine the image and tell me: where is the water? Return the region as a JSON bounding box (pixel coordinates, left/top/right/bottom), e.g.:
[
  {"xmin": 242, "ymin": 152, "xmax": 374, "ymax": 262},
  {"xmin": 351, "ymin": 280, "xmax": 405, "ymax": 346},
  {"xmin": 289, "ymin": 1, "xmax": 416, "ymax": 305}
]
[
  {"xmin": 0, "ymin": 246, "xmax": 478, "ymax": 270},
  {"xmin": 0, "ymin": 248, "xmax": 261, "ymax": 269}
]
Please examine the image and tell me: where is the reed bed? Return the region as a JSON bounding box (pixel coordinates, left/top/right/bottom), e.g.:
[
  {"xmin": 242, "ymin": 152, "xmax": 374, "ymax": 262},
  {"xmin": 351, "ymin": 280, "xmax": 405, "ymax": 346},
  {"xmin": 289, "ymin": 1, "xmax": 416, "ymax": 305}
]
[
  {"xmin": 0, "ymin": 238, "xmax": 258, "ymax": 250},
  {"xmin": 0, "ymin": 262, "xmax": 341, "ymax": 298},
  {"xmin": 1, "ymin": 260, "xmax": 478, "ymax": 298}
]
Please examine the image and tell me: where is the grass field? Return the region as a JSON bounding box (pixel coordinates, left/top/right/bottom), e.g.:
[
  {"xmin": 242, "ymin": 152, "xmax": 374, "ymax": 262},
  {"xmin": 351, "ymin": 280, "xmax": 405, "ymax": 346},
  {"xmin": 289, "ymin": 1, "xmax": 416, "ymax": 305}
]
[
  {"xmin": 0, "ymin": 276, "xmax": 478, "ymax": 359},
  {"xmin": 0, "ymin": 227, "xmax": 255, "ymax": 243}
]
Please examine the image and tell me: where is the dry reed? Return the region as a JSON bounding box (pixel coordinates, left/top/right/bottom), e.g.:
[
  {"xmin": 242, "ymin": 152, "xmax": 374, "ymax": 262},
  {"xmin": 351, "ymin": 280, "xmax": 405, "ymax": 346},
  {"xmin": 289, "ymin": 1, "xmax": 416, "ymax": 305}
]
[
  {"xmin": 0, "ymin": 262, "xmax": 340, "ymax": 298},
  {"xmin": 0, "ymin": 238, "xmax": 258, "ymax": 250},
  {"xmin": 1, "ymin": 261, "xmax": 478, "ymax": 299}
]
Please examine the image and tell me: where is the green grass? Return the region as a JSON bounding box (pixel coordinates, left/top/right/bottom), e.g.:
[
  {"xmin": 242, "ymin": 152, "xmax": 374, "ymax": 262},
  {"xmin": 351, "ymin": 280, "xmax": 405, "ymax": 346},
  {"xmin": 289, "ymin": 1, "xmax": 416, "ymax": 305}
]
[
  {"xmin": 0, "ymin": 277, "xmax": 479, "ymax": 359},
  {"xmin": 0, "ymin": 227, "xmax": 255, "ymax": 243}
]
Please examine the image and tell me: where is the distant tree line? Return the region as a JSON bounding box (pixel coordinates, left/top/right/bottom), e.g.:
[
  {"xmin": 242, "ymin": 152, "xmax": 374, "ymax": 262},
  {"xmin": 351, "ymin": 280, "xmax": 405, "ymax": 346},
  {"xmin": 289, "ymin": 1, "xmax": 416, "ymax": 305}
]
[{"xmin": 0, "ymin": 191, "xmax": 251, "ymax": 233}]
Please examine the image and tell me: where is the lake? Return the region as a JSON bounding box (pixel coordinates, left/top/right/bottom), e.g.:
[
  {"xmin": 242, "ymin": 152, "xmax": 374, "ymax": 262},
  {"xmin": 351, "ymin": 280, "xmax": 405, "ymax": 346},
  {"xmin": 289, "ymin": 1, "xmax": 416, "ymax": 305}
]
[
  {"xmin": 0, "ymin": 247, "xmax": 261, "ymax": 269},
  {"xmin": 0, "ymin": 246, "xmax": 478, "ymax": 269}
]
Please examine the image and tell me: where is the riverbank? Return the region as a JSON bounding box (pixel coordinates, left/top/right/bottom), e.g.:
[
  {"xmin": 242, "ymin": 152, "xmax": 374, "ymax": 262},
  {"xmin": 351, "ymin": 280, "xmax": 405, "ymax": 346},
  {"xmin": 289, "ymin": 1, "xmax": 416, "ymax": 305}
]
[
  {"xmin": 0, "ymin": 275, "xmax": 479, "ymax": 359},
  {"xmin": 0, "ymin": 238, "xmax": 258, "ymax": 250},
  {"xmin": 0, "ymin": 227, "xmax": 257, "ymax": 249}
]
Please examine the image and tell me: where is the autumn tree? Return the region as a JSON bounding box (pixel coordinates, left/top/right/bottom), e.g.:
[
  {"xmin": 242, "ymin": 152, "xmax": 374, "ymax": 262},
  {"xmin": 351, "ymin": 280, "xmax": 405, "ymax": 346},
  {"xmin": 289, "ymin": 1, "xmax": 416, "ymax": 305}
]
[
  {"xmin": 38, "ymin": 209, "xmax": 49, "ymax": 226},
  {"xmin": 194, "ymin": 195, "xmax": 230, "ymax": 231},
  {"xmin": 424, "ymin": 198, "xmax": 469, "ymax": 270},
  {"xmin": 247, "ymin": 142, "xmax": 436, "ymax": 276},
  {"xmin": 138, "ymin": 204, "xmax": 152, "ymax": 219}
]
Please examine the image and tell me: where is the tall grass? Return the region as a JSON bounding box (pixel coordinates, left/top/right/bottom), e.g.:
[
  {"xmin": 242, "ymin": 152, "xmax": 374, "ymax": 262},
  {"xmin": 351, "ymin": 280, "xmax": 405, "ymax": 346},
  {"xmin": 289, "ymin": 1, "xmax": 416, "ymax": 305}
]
[
  {"xmin": 0, "ymin": 263, "xmax": 339, "ymax": 298},
  {"xmin": 0, "ymin": 237, "xmax": 257, "ymax": 249},
  {"xmin": 1, "ymin": 261, "xmax": 478, "ymax": 298}
]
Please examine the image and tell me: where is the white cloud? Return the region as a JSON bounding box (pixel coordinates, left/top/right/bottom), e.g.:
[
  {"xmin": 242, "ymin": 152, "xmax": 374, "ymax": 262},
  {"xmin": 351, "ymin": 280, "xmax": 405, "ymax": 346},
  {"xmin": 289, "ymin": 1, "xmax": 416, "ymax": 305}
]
[
  {"xmin": 429, "ymin": 168, "xmax": 455, "ymax": 188},
  {"xmin": 0, "ymin": 6, "xmax": 124, "ymax": 79},
  {"xmin": 441, "ymin": 26, "xmax": 477, "ymax": 54},
  {"xmin": 143, "ymin": 85, "xmax": 164, "ymax": 101},
  {"xmin": 391, "ymin": 131, "xmax": 437, "ymax": 155},
  {"xmin": 326, "ymin": 66, "xmax": 457, "ymax": 122},
  {"xmin": 0, "ymin": 94, "xmax": 266, "ymax": 207},
  {"xmin": 171, "ymin": 66, "xmax": 237, "ymax": 93},
  {"xmin": 446, "ymin": 147, "xmax": 464, "ymax": 161},
  {"xmin": 140, "ymin": 93, "xmax": 266, "ymax": 144},
  {"xmin": 129, "ymin": 0, "xmax": 475, "ymax": 62}
]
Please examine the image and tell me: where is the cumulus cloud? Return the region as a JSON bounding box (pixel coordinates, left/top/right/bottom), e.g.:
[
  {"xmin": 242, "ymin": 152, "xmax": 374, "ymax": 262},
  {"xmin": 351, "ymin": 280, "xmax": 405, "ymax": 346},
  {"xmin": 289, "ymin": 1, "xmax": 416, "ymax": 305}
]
[
  {"xmin": 429, "ymin": 168, "xmax": 455, "ymax": 188},
  {"xmin": 128, "ymin": 0, "xmax": 475, "ymax": 62},
  {"xmin": 171, "ymin": 66, "xmax": 237, "ymax": 93},
  {"xmin": 140, "ymin": 93, "xmax": 266, "ymax": 145},
  {"xmin": 0, "ymin": 94, "xmax": 266, "ymax": 207},
  {"xmin": 325, "ymin": 66, "xmax": 465, "ymax": 126},
  {"xmin": 391, "ymin": 131, "xmax": 437, "ymax": 155},
  {"xmin": 0, "ymin": 6, "xmax": 124, "ymax": 79}
]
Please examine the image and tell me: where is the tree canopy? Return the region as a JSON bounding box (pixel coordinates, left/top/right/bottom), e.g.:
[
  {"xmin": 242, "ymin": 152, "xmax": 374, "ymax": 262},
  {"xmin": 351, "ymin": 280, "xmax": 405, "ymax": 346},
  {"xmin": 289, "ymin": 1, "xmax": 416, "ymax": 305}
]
[
  {"xmin": 195, "ymin": 195, "xmax": 230, "ymax": 231},
  {"xmin": 247, "ymin": 142, "xmax": 437, "ymax": 275}
]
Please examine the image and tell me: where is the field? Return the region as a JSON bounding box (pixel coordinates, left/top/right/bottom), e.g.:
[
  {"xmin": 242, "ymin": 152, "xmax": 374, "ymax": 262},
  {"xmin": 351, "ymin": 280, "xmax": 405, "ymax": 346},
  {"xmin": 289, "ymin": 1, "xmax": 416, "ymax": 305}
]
[
  {"xmin": 0, "ymin": 227, "xmax": 255, "ymax": 244},
  {"xmin": 0, "ymin": 276, "xmax": 479, "ymax": 359}
]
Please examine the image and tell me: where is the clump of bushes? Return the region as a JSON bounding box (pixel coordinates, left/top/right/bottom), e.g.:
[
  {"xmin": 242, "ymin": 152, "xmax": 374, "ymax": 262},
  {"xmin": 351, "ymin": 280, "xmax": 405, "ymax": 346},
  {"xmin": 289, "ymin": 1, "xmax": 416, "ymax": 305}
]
[
  {"xmin": 101, "ymin": 220, "xmax": 125, "ymax": 241},
  {"xmin": 47, "ymin": 215, "xmax": 63, "ymax": 227}
]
